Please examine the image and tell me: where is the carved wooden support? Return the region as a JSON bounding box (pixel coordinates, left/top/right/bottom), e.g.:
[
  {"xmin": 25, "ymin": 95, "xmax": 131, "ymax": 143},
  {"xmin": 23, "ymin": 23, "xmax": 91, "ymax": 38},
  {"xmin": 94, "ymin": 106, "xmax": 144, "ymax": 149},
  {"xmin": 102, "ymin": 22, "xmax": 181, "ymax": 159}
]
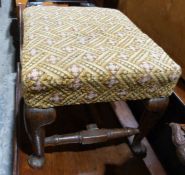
[
  {"xmin": 45, "ymin": 124, "xmax": 139, "ymax": 146},
  {"xmin": 131, "ymin": 97, "xmax": 169, "ymax": 157},
  {"xmin": 24, "ymin": 105, "xmax": 56, "ymax": 168},
  {"xmin": 169, "ymin": 122, "xmax": 185, "ymax": 165},
  {"xmin": 24, "ymin": 105, "xmax": 139, "ymax": 169}
]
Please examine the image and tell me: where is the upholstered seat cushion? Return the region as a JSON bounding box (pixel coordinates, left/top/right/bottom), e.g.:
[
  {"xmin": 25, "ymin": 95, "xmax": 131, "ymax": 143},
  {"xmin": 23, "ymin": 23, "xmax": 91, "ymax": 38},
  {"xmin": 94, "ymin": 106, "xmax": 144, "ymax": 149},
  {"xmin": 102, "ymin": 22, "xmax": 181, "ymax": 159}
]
[{"xmin": 22, "ymin": 6, "xmax": 181, "ymax": 108}]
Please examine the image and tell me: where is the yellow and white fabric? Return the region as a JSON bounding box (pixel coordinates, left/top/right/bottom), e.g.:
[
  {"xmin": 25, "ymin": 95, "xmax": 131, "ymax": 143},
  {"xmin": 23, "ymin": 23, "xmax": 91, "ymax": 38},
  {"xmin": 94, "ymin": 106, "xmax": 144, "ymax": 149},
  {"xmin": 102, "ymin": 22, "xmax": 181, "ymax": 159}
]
[{"xmin": 22, "ymin": 6, "xmax": 181, "ymax": 108}]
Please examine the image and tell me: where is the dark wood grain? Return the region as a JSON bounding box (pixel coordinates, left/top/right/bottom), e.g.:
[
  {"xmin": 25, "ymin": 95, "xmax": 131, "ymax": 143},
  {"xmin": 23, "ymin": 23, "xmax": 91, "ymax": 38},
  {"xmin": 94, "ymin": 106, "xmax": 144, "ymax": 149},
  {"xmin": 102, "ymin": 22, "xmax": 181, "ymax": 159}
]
[
  {"xmin": 112, "ymin": 101, "xmax": 167, "ymax": 175},
  {"xmin": 18, "ymin": 102, "xmax": 153, "ymax": 175},
  {"xmin": 131, "ymin": 97, "xmax": 169, "ymax": 158},
  {"xmin": 25, "ymin": 106, "xmax": 56, "ymax": 168},
  {"xmin": 13, "ymin": 63, "xmax": 21, "ymax": 175}
]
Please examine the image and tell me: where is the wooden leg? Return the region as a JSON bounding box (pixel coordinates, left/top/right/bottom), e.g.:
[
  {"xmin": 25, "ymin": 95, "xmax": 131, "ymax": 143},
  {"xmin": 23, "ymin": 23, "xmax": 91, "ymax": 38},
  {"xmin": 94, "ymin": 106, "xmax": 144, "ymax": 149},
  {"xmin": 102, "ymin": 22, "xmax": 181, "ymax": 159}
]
[
  {"xmin": 131, "ymin": 97, "xmax": 169, "ymax": 157},
  {"xmin": 24, "ymin": 104, "xmax": 56, "ymax": 168}
]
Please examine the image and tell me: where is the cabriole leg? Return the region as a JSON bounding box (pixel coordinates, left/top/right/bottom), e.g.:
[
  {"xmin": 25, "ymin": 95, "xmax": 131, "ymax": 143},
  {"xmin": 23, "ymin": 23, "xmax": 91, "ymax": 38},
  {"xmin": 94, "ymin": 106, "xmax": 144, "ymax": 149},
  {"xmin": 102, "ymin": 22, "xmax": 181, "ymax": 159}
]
[
  {"xmin": 131, "ymin": 97, "xmax": 169, "ymax": 157},
  {"xmin": 24, "ymin": 104, "xmax": 56, "ymax": 168}
]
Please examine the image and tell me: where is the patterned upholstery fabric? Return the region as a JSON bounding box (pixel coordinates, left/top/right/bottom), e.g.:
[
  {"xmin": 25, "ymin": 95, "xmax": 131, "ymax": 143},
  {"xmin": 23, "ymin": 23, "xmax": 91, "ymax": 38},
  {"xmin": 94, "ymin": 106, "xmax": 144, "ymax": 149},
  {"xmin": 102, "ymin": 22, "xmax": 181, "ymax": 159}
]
[{"xmin": 22, "ymin": 6, "xmax": 181, "ymax": 108}]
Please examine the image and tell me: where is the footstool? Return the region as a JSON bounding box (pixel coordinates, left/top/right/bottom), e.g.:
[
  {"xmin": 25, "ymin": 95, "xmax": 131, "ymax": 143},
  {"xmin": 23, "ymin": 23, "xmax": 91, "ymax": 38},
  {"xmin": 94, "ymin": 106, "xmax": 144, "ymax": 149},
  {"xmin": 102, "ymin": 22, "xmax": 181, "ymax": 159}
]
[{"xmin": 18, "ymin": 1, "xmax": 181, "ymax": 169}]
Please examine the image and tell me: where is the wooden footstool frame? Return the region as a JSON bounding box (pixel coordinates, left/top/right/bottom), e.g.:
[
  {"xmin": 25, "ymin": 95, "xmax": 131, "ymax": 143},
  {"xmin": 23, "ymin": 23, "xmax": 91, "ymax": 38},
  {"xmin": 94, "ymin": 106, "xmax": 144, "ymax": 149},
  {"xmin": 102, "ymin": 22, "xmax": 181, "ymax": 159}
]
[{"xmin": 17, "ymin": 0, "xmax": 170, "ymax": 169}]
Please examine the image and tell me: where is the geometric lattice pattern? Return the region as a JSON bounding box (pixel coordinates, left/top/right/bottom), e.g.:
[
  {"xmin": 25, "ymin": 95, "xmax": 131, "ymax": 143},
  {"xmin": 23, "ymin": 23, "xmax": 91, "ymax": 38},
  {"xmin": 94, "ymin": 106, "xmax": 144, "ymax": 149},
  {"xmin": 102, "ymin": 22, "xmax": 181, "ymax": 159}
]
[{"xmin": 22, "ymin": 6, "xmax": 181, "ymax": 108}]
